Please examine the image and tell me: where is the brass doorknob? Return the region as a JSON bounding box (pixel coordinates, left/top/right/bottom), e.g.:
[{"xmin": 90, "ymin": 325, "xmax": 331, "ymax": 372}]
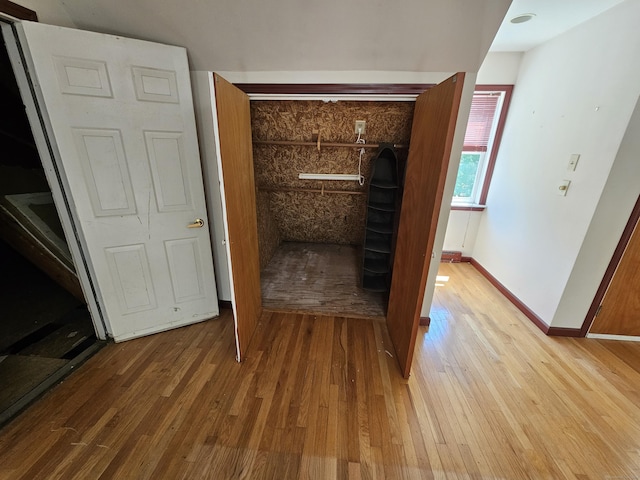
[{"xmin": 187, "ymin": 218, "xmax": 204, "ymax": 228}]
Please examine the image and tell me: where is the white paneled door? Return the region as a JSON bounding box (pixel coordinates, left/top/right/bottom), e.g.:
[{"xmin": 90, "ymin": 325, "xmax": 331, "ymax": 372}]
[{"xmin": 12, "ymin": 21, "xmax": 219, "ymax": 341}]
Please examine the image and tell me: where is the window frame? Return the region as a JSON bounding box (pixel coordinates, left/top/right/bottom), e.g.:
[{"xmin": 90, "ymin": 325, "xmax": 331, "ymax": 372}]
[
  {"xmin": 451, "ymin": 84, "xmax": 513, "ymax": 209},
  {"xmin": 454, "ymin": 150, "xmax": 487, "ymax": 201}
]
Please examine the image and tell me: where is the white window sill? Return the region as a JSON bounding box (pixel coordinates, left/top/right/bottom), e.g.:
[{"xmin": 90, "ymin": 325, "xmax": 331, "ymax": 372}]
[{"xmin": 450, "ymin": 203, "xmax": 486, "ymax": 211}]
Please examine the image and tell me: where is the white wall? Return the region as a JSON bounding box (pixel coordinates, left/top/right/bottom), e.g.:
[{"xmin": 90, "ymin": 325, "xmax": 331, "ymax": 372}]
[
  {"xmin": 216, "ymin": 71, "xmax": 455, "ymax": 86},
  {"xmin": 441, "ymin": 52, "xmax": 522, "ymax": 256},
  {"xmin": 553, "ymin": 96, "xmax": 640, "ymax": 329},
  {"xmin": 472, "ymin": 0, "xmax": 640, "ymax": 327},
  {"xmin": 442, "ymin": 210, "xmax": 483, "ymax": 256},
  {"xmin": 476, "ymin": 52, "xmax": 522, "ymax": 85},
  {"xmin": 218, "ymin": 51, "xmax": 522, "ymax": 91}
]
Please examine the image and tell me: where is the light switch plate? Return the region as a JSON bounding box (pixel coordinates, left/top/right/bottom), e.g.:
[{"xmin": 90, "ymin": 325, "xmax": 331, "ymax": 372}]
[{"xmin": 568, "ymin": 154, "xmax": 580, "ymax": 171}]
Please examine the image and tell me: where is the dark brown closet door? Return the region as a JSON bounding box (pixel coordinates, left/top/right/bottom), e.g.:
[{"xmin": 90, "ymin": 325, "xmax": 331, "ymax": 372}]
[
  {"xmin": 212, "ymin": 73, "xmax": 262, "ymax": 361},
  {"xmin": 386, "ymin": 73, "xmax": 465, "ymax": 378}
]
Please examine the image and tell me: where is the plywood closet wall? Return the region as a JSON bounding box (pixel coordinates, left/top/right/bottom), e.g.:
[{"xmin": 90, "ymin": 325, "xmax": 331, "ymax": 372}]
[{"xmin": 251, "ymin": 100, "xmax": 414, "ymax": 269}]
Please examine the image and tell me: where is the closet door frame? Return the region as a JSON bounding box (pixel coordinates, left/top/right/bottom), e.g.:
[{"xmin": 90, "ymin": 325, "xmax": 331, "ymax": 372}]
[{"xmin": 234, "ymin": 78, "xmax": 473, "ymax": 377}]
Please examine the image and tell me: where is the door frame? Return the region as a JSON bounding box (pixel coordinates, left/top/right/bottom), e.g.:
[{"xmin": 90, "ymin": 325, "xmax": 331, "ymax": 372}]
[
  {"xmin": 1, "ymin": 18, "xmax": 108, "ymax": 338},
  {"xmin": 234, "ymin": 77, "xmax": 473, "ymax": 376},
  {"xmin": 581, "ymin": 194, "xmax": 640, "ymax": 336},
  {"xmin": 0, "ymin": 1, "xmax": 36, "ymax": 22}
]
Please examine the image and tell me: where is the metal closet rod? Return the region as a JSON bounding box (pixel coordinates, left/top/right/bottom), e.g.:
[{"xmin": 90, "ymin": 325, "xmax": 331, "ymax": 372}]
[
  {"xmin": 259, "ymin": 186, "xmax": 366, "ymax": 195},
  {"xmin": 253, "ymin": 139, "xmax": 407, "ymax": 149}
]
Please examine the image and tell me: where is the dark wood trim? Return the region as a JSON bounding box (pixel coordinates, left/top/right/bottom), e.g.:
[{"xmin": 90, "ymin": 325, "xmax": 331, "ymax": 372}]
[
  {"xmin": 476, "ymin": 85, "xmax": 513, "ymax": 205},
  {"xmin": 0, "ymin": 0, "xmax": 37, "ymax": 20},
  {"xmin": 547, "ymin": 327, "xmax": 583, "ymax": 337},
  {"xmin": 470, "ymin": 258, "xmax": 580, "ymax": 337},
  {"xmin": 581, "ymin": 194, "xmax": 640, "ymax": 336},
  {"xmin": 219, "ymin": 300, "xmax": 232, "ymax": 310},
  {"xmin": 236, "ymin": 83, "xmax": 435, "ymax": 96},
  {"xmin": 461, "ymin": 256, "xmax": 472, "ymax": 263},
  {"xmin": 474, "ymin": 85, "xmax": 512, "ymax": 93},
  {"xmin": 451, "ymin": 205, "xmax": 485, "ymax": 212},
  {"xmin": 441, "ymin": 251, "xmax": 462, "ymax": 263},
  {"xmin": 419, "ymin": 317, "xmax": 431, "ymax": 327},
  {"xmin": 462, "ymin": 145, "xmax": 488, "ymax": 153}
]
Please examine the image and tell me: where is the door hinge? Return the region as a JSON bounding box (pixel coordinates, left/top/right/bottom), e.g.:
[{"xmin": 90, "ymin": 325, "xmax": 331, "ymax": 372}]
[{"xmin": 595, "ymin": 305, "xmax": 603, "ymax": 317}]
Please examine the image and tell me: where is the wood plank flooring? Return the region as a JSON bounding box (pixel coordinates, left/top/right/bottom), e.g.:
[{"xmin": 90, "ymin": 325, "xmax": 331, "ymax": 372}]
[
  {"xmin": 261, "ymin": 242, "xmax": 386, "ymax": 318},
  {"xmin": 2, "ymin": 262, "xmax": 640, "ymax": 478}
]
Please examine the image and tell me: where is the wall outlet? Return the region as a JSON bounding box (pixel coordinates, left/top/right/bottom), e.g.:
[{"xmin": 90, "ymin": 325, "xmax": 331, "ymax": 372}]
[{"xmin": 355, "ymin": 120, "xmax": 366, "ymax": 134}]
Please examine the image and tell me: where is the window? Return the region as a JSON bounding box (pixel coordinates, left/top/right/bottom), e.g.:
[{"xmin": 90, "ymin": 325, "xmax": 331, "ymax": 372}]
[{"xmin": 452, "ymin": 85, "xmax": 512, "ymax": 207}]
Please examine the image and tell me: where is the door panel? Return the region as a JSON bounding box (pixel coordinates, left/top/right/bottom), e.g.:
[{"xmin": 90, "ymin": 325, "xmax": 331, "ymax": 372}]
[
  {"xmin": 145, "ymin": 131, "xmax": 193, "ymax": 211},
  {"xmin": 73, "ymin": 128, "xmax": 137, "ymax": 216},
  {"xmin": 105, "ymin": 245, "xmax": 157, "ymax": 314},
  {"xmin": 387, "ymin": 73, "xmax": 465, "ymax": 378},
  {"xmin": 589, "ymin": 217, "xmax": 640, "ymax": 336},
  {"xmin": 14, "ymin": 21, "xmax": 219, "ymax": 341},
  {"xmin": 210, "ymin": 73, "xmax": 262, "ymax": 361}
]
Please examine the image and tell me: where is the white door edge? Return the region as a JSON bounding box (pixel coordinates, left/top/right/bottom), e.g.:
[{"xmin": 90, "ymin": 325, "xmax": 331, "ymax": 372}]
[
  {"xmin": 586, "ymin": 333, "xmax": 640, "ymax": 342},
  {"xmin": 2, "ymin": 22, "xmax": 109, "ymax": 340},
  {"xmin": 208, "ymin": 72, "xmax": 241, "ymax": 362},
  {"xmin": 113, "ymin": 315, "xmax": 214, "ymax": 343},
  {"xmin": 0, "ymin": 12, "xmax": 23, "ymax": 24}
]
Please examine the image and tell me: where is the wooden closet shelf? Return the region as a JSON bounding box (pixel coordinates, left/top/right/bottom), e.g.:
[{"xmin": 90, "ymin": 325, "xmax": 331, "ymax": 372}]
[
  {"xmin": 259, "ymin": 186, "xmax": 366, "ymax": 195},
  {"xmin": 254, "ymin": 140, "xmax": 407, "ymax": 149}
]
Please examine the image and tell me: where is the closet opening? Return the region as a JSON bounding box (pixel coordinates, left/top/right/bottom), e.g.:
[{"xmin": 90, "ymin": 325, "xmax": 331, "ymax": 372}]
[
  {"xmin": 250, "ymin": 99, "xmax": 413, "ymax": 318},
  {"xmin": 0, "ymin": 32, "xmax": 100, "ymax": 427}
]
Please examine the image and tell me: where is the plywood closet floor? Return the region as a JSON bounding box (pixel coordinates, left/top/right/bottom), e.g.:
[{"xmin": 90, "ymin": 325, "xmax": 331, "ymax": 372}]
[{"xmin": 261, "ymin": 242, "xmax": 386, "ymax": 318}]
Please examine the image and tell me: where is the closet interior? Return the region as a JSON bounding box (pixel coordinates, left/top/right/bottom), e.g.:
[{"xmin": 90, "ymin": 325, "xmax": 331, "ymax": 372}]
[{"xmin": 251, "ymin": 99, "xmax": 414, "ymax": 318}]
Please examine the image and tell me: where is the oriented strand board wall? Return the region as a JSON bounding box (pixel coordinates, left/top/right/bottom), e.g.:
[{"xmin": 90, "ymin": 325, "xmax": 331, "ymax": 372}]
[
  {"xmin": 256, "ymin": 188, "xmax": 280, "ymax": 270},
  {"xmin": 268, "ymin": 191, "xmax": 368, "ymax": 244},
  {"xmin": 251, "ymin": 100, "xmax": 413, "ymax": 266}
]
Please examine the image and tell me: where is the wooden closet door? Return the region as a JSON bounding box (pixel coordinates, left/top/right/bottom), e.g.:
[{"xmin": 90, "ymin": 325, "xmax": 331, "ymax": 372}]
[
  {"xmin": 589, "ymin": 217, "xmax": 640, "ymax": 336},
  {"xmin": 211, "ymin": 74, "xmax": 262, "ymax": 360},
  {"xmin": 386, "ymin": 73, "xmax": 465, "ymax": 378}
]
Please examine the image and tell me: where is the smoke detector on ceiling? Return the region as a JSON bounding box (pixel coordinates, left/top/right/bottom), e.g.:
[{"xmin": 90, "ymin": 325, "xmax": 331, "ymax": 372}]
[{"xmin": 510, "ymin": 13, "xmax": 536, "ymax": 24}]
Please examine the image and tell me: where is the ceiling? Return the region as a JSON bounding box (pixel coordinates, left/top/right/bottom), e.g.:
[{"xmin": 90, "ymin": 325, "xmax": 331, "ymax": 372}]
[
  {"xmin": 490, "ymin": 0, "xmax": 625, "ymax": 52},
  {"xmin": 13, "ymin": 0, "xmax": 627, "ymax": 73},
  {"xmin": 53, "ymin": 0, "xmax": 510, "ymax": 73}
]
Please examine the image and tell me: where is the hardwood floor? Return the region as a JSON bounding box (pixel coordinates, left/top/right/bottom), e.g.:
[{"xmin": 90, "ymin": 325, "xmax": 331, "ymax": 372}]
[
  {"xmin": 2, "ymin": 262, "xmax": 640, "ymax": 478},
  {"xmin": 261, "ymin": 242, "xmax": 386, "ymax": 318}
]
